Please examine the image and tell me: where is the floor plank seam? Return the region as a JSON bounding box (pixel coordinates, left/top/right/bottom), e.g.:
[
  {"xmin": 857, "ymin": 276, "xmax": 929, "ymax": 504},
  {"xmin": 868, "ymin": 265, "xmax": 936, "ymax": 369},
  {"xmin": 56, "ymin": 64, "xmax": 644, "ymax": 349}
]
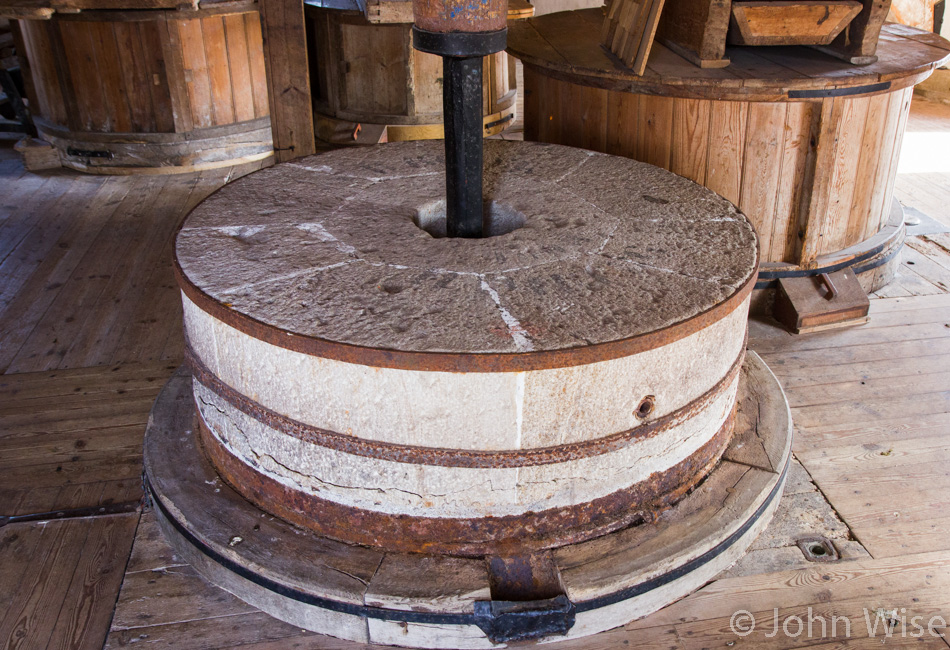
[
  {"xmin": 99, "ymin": 511, "xmax": 144, "ymax": 649},
  {"xmin": 1, "ymin": 500, "xmax": 143, "ymax": 526},
  {"xmin": 108, "ymin": 610, "xmax": 256, "ymax": 633},
  {"xmin": 789, "ymin": 452, "xmax": 872, "ymax": 559},
  {"xmin": 123, "ymin": 562, "xmax": 191, "ymax": 577},
  {"xmin": 714, "ymin": 457, "xmax": 777, "ymax": 474}
]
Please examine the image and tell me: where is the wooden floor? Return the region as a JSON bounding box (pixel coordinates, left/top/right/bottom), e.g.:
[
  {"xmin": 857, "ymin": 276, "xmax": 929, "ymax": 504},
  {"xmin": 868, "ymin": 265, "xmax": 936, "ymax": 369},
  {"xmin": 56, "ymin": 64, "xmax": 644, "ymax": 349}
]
[{"xmin": 3, "ymin": 95, "xmax": 950, "ymax": 650}]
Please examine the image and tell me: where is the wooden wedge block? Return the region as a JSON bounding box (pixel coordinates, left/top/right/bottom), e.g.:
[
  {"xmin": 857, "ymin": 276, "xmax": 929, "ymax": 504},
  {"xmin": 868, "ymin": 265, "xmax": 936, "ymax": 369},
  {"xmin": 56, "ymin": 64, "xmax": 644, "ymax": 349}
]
[
  {"xmin": 773, "ymin": 268, "xmax": 870, "ymax": 334},
  {"xmin": 602, "ymin": 0, "xmax": 666, "ymax": 74},
  {"xmin": 14, "ymin": 137, "xmax": 61, "ymax": 170},
  {"xmin": 655, "ymin": 0, "xmax": 732, "ymax": 68}
]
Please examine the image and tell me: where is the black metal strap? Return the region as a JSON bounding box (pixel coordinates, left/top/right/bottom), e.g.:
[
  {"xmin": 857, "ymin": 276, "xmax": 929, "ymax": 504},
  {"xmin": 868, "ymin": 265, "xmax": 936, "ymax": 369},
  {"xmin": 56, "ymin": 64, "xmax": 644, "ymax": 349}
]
[
  {"xmin": 412, "ymin": 26, "xmax": 508, "ymax": 57},
  {"xmin": 474, "ymin": 596, "xmax": 576, "ymax": 643},
  {"xmin": 753, "ymin": 242, "xmax": 901, "ymax": 290},
  {"xmin": 788, "ymin": 81, "xmax": 891, "ymax": 99},
  {"xmin": 0, "ymin": 500, "xmax": 141, "ymax": 527}
]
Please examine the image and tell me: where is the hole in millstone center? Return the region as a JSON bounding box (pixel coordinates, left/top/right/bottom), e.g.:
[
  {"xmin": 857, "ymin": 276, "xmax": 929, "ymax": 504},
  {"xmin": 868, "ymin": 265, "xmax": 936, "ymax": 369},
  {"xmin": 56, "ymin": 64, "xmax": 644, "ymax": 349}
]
[
  {"xmin": 413, "ymin": 199, "xmax": 526, "ymax": 239},
  {"xmin": 810, "ymin": 544, "xmax": 827, "ymax": 556}
]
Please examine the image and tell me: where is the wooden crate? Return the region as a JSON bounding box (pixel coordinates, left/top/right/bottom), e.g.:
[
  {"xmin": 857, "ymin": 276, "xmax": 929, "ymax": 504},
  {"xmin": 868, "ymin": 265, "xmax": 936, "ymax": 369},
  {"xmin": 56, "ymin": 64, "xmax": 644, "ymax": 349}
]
[{"xmin": 728, "ymin": 0, "xmax": 863, "ymax": 46}]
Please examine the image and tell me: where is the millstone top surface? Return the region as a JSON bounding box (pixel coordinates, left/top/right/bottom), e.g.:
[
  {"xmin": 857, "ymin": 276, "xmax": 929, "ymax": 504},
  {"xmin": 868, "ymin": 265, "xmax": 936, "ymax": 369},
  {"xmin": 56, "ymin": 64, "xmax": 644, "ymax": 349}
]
[{"xmin": 176, "ymin": 140, "xmax": 757, "ymax": 354}]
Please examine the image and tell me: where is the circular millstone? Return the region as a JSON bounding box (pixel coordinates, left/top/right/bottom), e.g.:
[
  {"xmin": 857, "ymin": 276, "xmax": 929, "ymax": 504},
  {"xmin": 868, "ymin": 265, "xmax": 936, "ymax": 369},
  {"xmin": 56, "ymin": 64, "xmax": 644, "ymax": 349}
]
[
  {"xmin": 177, "ymin": 140, "xmax": 757, "ymax": 355},
  {"xmin": 145, "ymin": 353, "xmax": 792, "ymax": 649},
  {"xmin": 175, "ymin": 140, "xmax": 760, "ymax": 554}
]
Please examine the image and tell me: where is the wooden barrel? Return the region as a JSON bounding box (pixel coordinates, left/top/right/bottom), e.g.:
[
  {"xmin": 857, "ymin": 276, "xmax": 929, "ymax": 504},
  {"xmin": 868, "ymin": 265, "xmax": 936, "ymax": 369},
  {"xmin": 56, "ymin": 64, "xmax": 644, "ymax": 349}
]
[
  {"xmin": 11, "ymin": 2, "xmax": 272, "ymax": 173},
  {"xmin": 147, "ymin": 140, "xmax": 792, "ymax": 647},
  {"xmin": 507, "ymin": 10, "xmax": 950, "ymax": 293},
  {"xmin": 305, "ymin": 4, "xmax": 520, "ymax": 143}
]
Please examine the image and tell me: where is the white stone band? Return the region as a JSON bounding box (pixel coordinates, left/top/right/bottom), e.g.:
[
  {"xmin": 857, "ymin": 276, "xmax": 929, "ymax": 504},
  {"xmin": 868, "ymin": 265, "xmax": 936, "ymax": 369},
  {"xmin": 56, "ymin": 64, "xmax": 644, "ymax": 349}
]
[
  {"xmin": 193, "ymin": 369, "xmax": 738, "ymax": 519},
  {"xmin": 183, "ymin": 292, "xmax": 750, "ymax": 452}
]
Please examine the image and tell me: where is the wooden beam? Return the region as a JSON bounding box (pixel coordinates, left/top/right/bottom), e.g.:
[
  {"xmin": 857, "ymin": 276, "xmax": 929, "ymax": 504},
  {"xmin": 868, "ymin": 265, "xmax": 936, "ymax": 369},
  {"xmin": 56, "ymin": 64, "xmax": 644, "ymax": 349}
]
[
  {"xmin": 798, "ymin": 96, "xmax": 841, "ymax": 268},
  {"xmin": 820, "ymin": 0, "xmax": 891, "ymax": 63},
  {"xmin": 258, "ymin": 0, "xmax": 315, "ymax": 162},
  {"xmin": 654, "ymin": 0, "xmax": 732, "ymax": 68}
]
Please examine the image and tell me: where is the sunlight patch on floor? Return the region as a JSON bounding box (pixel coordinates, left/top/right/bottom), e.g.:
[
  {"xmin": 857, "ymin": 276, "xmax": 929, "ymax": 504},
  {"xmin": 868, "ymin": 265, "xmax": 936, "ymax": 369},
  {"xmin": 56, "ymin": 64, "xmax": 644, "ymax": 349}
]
[{"xmin": 896, "ymin": 131, "xmax": 950, "ymax": 174}]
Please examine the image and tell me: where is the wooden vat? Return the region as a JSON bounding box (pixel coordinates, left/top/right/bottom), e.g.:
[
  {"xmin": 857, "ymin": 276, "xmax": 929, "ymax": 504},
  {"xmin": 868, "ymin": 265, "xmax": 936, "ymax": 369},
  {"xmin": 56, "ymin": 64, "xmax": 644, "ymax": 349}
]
[
  {"xmin": 11, "ymin": 2, "xmax": 272, "ymax": 173},
  {"xmin": 146, "ymin": 140, "xmax": 792, "ymax": 646},
  {"xmin": 508, "ymin": 10, "xmax": 950, "ymax": 293},
  {"xmin": 305, "ymin": 4, "xmax": 519, "ymax": 143}
]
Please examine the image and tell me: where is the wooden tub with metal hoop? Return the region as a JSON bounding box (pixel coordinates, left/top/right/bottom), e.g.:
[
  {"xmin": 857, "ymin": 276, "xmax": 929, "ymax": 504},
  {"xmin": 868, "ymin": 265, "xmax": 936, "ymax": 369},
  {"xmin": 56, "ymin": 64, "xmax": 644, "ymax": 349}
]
[
  {"xmin": 507, "ymin": 9, "xmax": 950, "ymax": 299},
  {"xmin": 304, "ymin": 0, "xmax": 533, "ymax": 144},
  {"xmin": 7, "ymin": 0, "xmax": 273, "ymax": 173}
]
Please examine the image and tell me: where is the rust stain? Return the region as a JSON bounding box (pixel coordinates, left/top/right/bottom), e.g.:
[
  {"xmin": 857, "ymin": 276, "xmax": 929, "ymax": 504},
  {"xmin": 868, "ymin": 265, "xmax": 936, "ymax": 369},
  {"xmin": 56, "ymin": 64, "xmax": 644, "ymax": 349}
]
[
  {"xmin": 487, "ymin": 552, "xmax": 563, "ymax": 601},
  {"xmin": 412, "ymin": 0, "xmax": 508, "ymax": 33},
  {"xmin": 195, "ymin": 409, "xmax": 736, "ymax": 557}
]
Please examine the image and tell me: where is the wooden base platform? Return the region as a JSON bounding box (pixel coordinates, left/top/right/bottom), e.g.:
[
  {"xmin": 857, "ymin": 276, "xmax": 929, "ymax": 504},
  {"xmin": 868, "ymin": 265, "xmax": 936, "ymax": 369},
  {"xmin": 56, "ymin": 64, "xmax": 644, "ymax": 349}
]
[
  {"xmin": 36, "ymin": 119, "xmax": 275, "ymax": 176},
  {"xmin": 144, "ymin": 352, "xmax": 791, "ymax": 648}
]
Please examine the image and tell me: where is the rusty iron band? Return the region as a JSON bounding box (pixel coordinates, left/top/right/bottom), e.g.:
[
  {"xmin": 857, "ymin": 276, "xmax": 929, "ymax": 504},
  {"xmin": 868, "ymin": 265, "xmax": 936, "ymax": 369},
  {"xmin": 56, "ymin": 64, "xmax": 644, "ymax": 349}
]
[
  {"xmin": 186, "ymin": 343, "xmax": 744, "ymax": 469},
  {"xmin": 173, "ymin": 256, "xmax": 756, "ymax": 373},
  {"xmin": 196, "ymin": 409, "xmax": 735, "ymax": 556}
]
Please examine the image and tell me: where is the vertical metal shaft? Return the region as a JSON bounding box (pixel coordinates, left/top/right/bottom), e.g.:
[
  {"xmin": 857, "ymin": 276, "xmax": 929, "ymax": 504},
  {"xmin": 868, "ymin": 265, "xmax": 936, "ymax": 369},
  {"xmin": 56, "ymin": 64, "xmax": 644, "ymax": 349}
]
[
  {"xmin": 411, "ymin": 25, "xmax": 506, "ymax": 239},
  {"xmin": 443, "ymin": 56, "xmax": 484, "ymax": 238}
]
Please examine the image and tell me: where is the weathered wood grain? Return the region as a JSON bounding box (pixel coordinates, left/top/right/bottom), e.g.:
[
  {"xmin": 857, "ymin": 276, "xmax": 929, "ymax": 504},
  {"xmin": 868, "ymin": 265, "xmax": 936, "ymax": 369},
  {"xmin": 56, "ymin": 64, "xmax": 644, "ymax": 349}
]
[
  {"xmin": 514, "ymin": 11, "xmax": 937, "ymax": 267},
  {"xmin": 0, "ymin": 514, "xmax": 139, "ymax": 650},
  {"xmin": 728, "ymin": 0, "xmax": 862, "ymax": 47},
  {"xmin": 14, "ymin": 8, "xmax": 271, "ymax": 171},
  {"xmin": 259, "ymin": 0, "xmax": 315, "ymax": 161}
]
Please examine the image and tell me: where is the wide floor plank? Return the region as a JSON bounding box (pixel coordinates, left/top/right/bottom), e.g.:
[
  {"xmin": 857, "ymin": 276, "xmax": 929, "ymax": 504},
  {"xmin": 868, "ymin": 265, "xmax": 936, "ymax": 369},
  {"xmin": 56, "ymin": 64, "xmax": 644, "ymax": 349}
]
[
  {"xmin": 0, "ymin": 514, "xmax": 139, "ymax": 650},
  {"xmin": 0, "ymin": 362, "xmax": 176, "ymax": 517},
  {"xmin": 751, "ymin": 288, "xmax": 950, "ymax": 559},
  {"xmin": 0, "ymin": 151, "xmax": 260, "ymax": 374}
]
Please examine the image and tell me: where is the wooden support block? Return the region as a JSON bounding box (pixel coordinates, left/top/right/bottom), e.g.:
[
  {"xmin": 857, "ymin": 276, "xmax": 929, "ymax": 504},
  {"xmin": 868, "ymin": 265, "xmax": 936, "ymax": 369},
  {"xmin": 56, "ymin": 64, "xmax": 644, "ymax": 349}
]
[
  {"xmin": 259, "ymin": 0, "xmax": 316, "ymax": 162},
  {"xmin": 506, "ymin": 0, "xmax": 535, "ymax": 20},
  {"xmin": 812, "ymin": 0, "xmax": 891, "ymax": 63},
  {"xmin": 314, "ymin": 116, "xmax": 389, "ymax": 145},
  {"xmin": 773, "ymin": 268, "xmax": 870, "ymax": 333},
  {"xmin": 602, "ymin": 0, "xmax": 666, "ymax": 74},
  {"xmin": 13, "ymin": 137, "xmax": 60, "ymax": 170},
  {"xmin": 655, "ymin": 0, "xmax": 732, "ymax": 68},
  {"xmin": 728, "ymin": 0, "xmax": 863, "ymax": 46},
  {"xmin": 0, "ymin": 5, "xmax": 54, "ymax": 19},
  {"xmin": 364, "ymin": 0, "xmax": 414, "ymax": 23}
]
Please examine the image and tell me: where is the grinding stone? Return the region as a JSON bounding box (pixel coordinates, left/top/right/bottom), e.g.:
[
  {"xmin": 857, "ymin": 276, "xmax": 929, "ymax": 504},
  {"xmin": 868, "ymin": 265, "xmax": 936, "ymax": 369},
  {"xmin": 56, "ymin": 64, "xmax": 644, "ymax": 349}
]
[
  {"xmin": 176, "ymin": 140, "xmax": 757, "ymax": 355},
  {"xmin": 173, "ymin": 140, "xmax": 759, "ymax": 548}
]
